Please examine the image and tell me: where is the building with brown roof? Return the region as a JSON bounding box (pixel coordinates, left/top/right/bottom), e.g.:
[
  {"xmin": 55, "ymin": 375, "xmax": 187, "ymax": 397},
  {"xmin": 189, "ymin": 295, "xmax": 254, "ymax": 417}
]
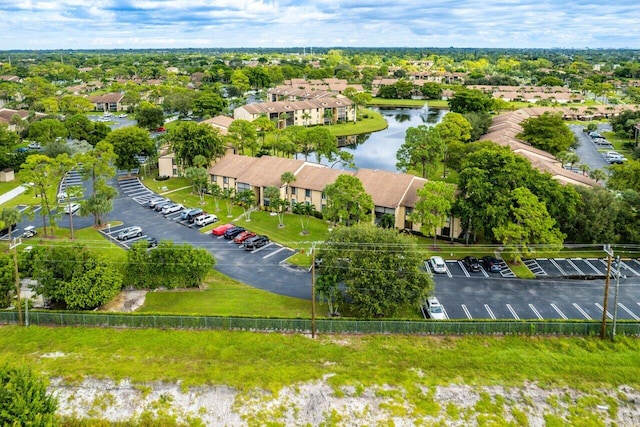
[
  {"xmin": 234, "ymin": 97, "xmax": 355, "ymax": 128},
  {"xmin": 88, "ymin": 92, "xmax": 126, "ymax": 112}
]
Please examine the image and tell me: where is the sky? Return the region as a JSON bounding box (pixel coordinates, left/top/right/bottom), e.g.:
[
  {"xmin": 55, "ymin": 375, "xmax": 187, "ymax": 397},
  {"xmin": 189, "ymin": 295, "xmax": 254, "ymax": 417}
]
[{"xmin": 1, "ymin": 0, "xmax": 639, "ymax": 50}]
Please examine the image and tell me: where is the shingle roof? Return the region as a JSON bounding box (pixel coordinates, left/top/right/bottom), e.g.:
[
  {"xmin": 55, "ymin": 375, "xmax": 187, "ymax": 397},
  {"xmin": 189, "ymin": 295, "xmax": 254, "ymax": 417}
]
[
  {"xmin": 293, "ymin": 165, "xmax": 353, "ymax": 191},
  {"xmin": 89, "ymin": 92, "xmax": 125, "ymax": 103},
  {"xmin": 354, "ymin": 169, "xmax": 417, "ymax": 208}
]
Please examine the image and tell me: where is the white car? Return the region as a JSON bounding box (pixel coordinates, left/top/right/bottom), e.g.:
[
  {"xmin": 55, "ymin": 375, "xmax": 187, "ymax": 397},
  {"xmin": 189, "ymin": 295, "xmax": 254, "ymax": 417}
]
[
  {"xmin": 194, "ymin": 214, "xmax": 218, "ymax": 227},
  {"xmin": 116, "ymin": 226, "xmax": 143, "ymax": 241},
  {"xmin": 63, "ymin": 203, "xmax": 81, "ymax": 214},
  {"xmin": 118, "ymin": 114, "xmax": 127, "ymax": 118},
  {"xmin": 425, "ymin": 297, "xmax": 446, "ymax": 320},
  {"xmin": 429, "ymin": 256, "xmax": 447, "ymax": 274},
  {"xmin": 161, "ymin": 203, "xmax": 184, "ymax": 214}
]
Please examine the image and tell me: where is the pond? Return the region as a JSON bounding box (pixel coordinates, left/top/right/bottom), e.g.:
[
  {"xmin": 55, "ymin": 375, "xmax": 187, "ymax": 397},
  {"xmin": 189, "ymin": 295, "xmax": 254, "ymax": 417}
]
[{"xmin": 337, "ymin": 106, "xmax": 448, "ymax": 172}]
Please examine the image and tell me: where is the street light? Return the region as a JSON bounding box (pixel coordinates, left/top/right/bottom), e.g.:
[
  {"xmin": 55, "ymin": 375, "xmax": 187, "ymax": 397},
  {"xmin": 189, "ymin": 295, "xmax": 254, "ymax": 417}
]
[
  {"xmin": 600, "ymin": 244, "xmax": 613, "ymax": 339},
  {"xmin": 611, "ymin": 256, "xmax": 622, "ymax": 340}
]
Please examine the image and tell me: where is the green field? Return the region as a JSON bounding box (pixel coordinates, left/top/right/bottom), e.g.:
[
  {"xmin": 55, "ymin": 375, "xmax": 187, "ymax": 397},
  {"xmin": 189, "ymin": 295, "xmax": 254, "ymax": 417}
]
[{"xmin": 0, "ymin": 326, "xmax": 638, "ymax": 393}]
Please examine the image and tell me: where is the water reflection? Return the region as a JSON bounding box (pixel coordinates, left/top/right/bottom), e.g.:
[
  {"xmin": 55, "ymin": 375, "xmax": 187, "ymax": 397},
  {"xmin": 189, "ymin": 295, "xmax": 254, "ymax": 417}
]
[{"xmin": 338, "ymin": 106, "xmax": 447, "ymax": 172}]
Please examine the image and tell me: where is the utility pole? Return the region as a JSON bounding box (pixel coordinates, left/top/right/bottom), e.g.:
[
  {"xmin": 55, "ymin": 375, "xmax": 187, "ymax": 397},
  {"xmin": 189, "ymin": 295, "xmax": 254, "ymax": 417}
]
[
  {"xmin": 611, "ymin": 256, "xmax": 621, "ymax": 340},
  {"xmin": 601, "ymin": 244, "xmax": 613, "ymax": 339},
  {"xmin": 311, "ymin": 244, "xmax": 316, "ymax": 338}
]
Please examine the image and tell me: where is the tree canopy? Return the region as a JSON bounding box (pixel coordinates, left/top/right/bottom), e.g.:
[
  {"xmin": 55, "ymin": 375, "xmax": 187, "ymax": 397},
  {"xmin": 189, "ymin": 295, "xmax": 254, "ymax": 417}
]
[
  {"xmin": 517, "ymin": 112, "xmax": 576, "ymax": 155},
  {"xmin": 316, "ymin": 224, "xmax": 433, "ymax": 318},
  {"xmin": 167, "ymin": 121, "xmax": 225, "ymax": 168},
  {"xmin": 103, "ymin": 126, "xmax": 155, "ymax": 173},
  {"xmin": 323, "ymin": 174, "xmax": 373, "ymax": 226}
]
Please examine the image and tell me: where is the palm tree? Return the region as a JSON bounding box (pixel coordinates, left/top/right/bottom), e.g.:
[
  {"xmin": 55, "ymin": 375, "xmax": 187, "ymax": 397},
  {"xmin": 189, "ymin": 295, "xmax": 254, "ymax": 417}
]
[
  {"xmin": 589, "ymin": 169, "xmax": 607, "ymax": 184},
  {"xmin": 578, "ymin": 163, "xmax": 590, "ymax": 176},
  {"xmin": 280, "ymin": 171, "xmax": 296, "ymax": 209},
  {"xmin": 236, "ymin": 189, "xmax": 256, "ymax": 222},
  {"xmin": 323, "ymin": 109, "xmax": 334, "ymax": 125},
  {"xmin": 208, "ymin": 182, "xmax": 223, "ymax": 212},
  {"xmin": 301, "ymin": 111, "xmax": 311, "ymax": 127},
  {"xmin": 223, "ymin": 187, "xmax": 235, "ymax": 218},
  {"xmin": 278, "ymin": 112, "xmax": 289, "ymax": 129},
  {"xmin": 0, "ymin": 207, "xmax": 22, "ymax": 325}
]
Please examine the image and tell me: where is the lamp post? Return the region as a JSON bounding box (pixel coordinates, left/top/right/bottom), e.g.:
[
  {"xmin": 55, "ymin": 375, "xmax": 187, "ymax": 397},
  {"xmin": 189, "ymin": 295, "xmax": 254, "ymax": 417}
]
[
  {"xmin": 611, "ymin": 256, "xmax": 621, "ymax": 340},
  {"xmin": 600, "ymin": 244, "xmax": 613, "ymax": 339},
  {"xmin": 311, "ymin": 244, "xmax": 316, "ymax": 339}
]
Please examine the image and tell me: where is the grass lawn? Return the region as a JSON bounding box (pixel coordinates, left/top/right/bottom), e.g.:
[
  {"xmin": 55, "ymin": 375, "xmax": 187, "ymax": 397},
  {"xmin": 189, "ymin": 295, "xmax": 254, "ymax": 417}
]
[
  {"xmin": 140, "ymin": 269, "xmax": 317, "ymax": 317},
  {"xmin": 327, "ymin": 108, "xmax": 388, "ymax": 137},
  {"xmin": 0, "ymin": 326, "xmax": 638, "ymax": 393}
]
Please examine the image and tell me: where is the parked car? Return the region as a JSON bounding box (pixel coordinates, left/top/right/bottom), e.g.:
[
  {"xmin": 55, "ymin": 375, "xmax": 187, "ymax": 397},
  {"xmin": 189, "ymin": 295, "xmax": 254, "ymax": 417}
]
[
  {"xmin": 156, "ymin": 126, "xmax": 166, "ymax": 132},
  {"xmin": 482, "ymin": 256, "xmax": 502, "ymax": 273},
  {"xmin": 243, "ymin": 235, "xmax": 269, "ymax": 250},
  {"xmin": 588, "ymin": 132, "xmax": 602, "ymax": 139},
  {"xmin": 27, "ymin": 142, "xmax": 41, "ymax": 150},
  {"xmin": 211, "ymin": 223, "xmax": 235, "ymax": 236},
  {"xmin": 148, "ymin": 197, "xmax": 168, "ymax": 208},
  {"xmin": 194, "ymin": 214, "xmax": 218, "ymax": 227},
  {"xmin": 118, "ymin": 114, "xmax": 127, "ymax": 118},
  {"xmin": 154, "ymin": 200, "xmax": 173, "ymax": 212},
  {"xmin": 161, "ymin": 203, "xmax": 184, "ymax": 214},
  {"xmin": 187, "ymin": 209, "xmax": 205, "ymax": 223},
  {"xmin": 233, "ymin": 230, "xmax": 256, "ymax": 243},
  {"xmin": 605, "ymin": 152, "xmax": 626, "ymax": 164},
  {"xmin": 116, "ymin": 226, "xmax": 143, "ymax": 240},
  {"xmin": 63, "ymin": 203, "xmax": 81, "ymax": 214},
  {"xmin": 429, "ymin": 256, "xmax": 447, "ymax": 274},
  {"xmin": 224, "ymin": 226, "xmax": 246, "ymax": 239},
  {"xmin": 180, "ymin": 208, "xmax": 196, "ymax": 220},
  {"xmin": 462, "ymin": 256, "xmax": 481, "ymax": 272},
  {"xmin": 22, "ymin": 226, "xmax": 37, "ymax": 238},
  {"xmin": 144, "ymin": 236, "xmax": 158, "ymax": 248},
  {"xmin": 424, "ymin": 297, "xmax": 446, "ymax": 320}
]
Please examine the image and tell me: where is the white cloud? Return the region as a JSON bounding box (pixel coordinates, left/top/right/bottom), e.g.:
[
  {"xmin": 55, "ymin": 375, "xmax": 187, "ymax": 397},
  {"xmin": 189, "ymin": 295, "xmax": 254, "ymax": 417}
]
[{"xmin": 0, "ymin": 0, "xmax": 638, "ymax": 49}]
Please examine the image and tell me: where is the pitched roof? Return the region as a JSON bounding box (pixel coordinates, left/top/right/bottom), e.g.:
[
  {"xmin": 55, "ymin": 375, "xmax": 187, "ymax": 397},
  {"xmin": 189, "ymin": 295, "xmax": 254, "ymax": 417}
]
[
  {"xmin": 208, "ymin": 154, "xmax": 306, "ymax": 188},
  {"xmin": 202, "ymin": 115, "xmax": 234, "ymax": 135},
  {"xmin": 88, "ymin": 92, "xmax": 125, "ymax": 104},
  {"xmin": 293, "ymin": 165, "xmax": 353, "ymax": 191},
  {"xmin": 354, "ymin": 169, "xmax": 417, "ymax": 208}
]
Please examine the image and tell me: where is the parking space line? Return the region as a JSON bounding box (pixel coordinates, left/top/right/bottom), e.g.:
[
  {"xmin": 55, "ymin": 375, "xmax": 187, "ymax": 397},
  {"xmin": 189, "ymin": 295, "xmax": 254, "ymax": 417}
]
[
  {"xmin": 568, "ymin": 259, "xmax": 585, "ymax": 275},
  {"xmin": 444, "ymin": 264, "xmax": 452, "ymax": 278},
  {"xmin": 524, "ymin": 259, "xmax": 545, "ymax": 275},
  {"xmin": 528, "ymin": 304, "xmax": 543, "ymax": 320},
  {"xmin": 461, "ymin": 304, "xmax": 472, "ymax": 319},
  {"xmin": 573, "ymin": 303, "xmax": 592, "ymax": 320},
  {"xmin": 621, "ymin": 261, "xmax": 639, "ymax": 277},
  {"xmin": 252, "ymin": 242, "xmax": 274, "ymax": 253},
  {"xmin": 442, "ymin": 307, "xmax": 450, "ymax": 320},
  {"xmin": 584, "ymin": 259, "xmax": 603, "ymax": 274},
  {"xmin": 263, "ymin": 246, "xmax": 287, "ymax": 259},
  {"xmin": 479, "ymin": 267, "xmax": 489, "ymax": 278},
  {"xmin": 484, "ymin": 304, "xmax": 496, "ymax": 320},
  {"xmin": 549, "ymin": 258, "xmax": 566, "ymax": 275},
  {"xmin": 550, "ymin": 304, "xmax": 567, "ymax": 320},
  {"xmin": 618, "ymin": 304, "xmax": 640, "ymax": 321},
  {"xmin": 458, "ymin": 261, "xmax": 470, "ymax": 277},
  {"xmin": 595, "ymin": 303, "xmax": 612, "ymax": 320},
  {"xmin": 506, "ymin": 304, "xmax": 519, "ymax": 320}
]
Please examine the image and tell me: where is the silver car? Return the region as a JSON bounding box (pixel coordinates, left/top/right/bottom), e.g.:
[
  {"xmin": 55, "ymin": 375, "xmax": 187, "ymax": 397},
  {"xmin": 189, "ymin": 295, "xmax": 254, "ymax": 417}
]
[{"xmin": 116, "ymin": 226, "xmax": 142, "ymax": 241}]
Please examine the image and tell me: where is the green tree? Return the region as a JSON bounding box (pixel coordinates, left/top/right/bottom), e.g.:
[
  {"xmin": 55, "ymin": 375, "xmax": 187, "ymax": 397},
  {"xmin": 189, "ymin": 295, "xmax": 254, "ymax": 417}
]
[
  {"xmin": 103, "ymin": 127, "xmax": 155, "ymax": 174},
  {"xmin": 18, "ymin": 154, "xmax": 59, "ymax": 237},
  {"xmin": 420, "ymin": 82, "xmax": 443, "ymax": 100},
  {"xmin": 307, "ymin": 126, "xmax": 339, "ymax": 164},
  {"xmin": 59, "ymin": 95, "xmax": 94, "ymax": 114},
  {"xmin": 31, "ymin": 245, "xmax": 122, "ymax": 309},
  {"xmin": 293, "ymin": 202, "xmax": 315, "ymax": 235},
  {"xmin": 226, "ymin": 119, "xmax": 257, "ymax": 155},
  {"xmin": 493, "ymin": 187, "xmax": 566, "ymax": 262},
  {"xmin": 167, "ymin": 121, "xmax": 225, "ymax": 168},
  {"xmin": 265, "ymin": 185, "xmax": 287, "ymax": 228},
  {"xmin": 0, "ymin": 208, "xmax": 20, "ymax": 323},
  {"xmin": 280, "ymin": 171, "xmax": 296, "ymax": 208},
  {"xmin": 607, "ymin": 159, "xmax": 640, "ymax": 192},
  {"xmin": 236, "ymin": 189, "xmax": 256, "ymax": 221},
  {"xmin": 52, "ymin": 153, "xmax": 79, "ymax": 239},
  {"xmin": 517, "ymin": 112, "xmax": 576, "ymax": 155},
  {"xmin": 76, "ymin": 141, "xmax": 117, "ymax": 226},
  {"xmin": 410, "ymin": 181, "xmax": 456, "ymax": 247},
  {"xmin": 564, "ymin": 186, "xmax": 619, "ymax": 244},
  {"xmin": 0, "ymin": 252, "xmax": 15, "ymax": 309},
  {"xmin": 65, "ymin": 114, "xmax": 111, "ymax": 145},
  {"xmin": 27, "ymin": 118, "xmax": 68, "ymax": 145},
  {"xmin": 135, "ymin": 102, "xmax": 165, "ymax": 131},
  {"xmin": 184, "ymin": 155, "xmax": 209, "ymax": 204},
  {"xmin": 192, "ymin": 90, "xmax": 227, "ymax": 118},
  {"xmin": 208, "ymin": 182, "xmax": 223, "ymax": 212},
  {"xmin": 323, "ymin": 175, "xmax": 373, "ymax": 226},
  {"xmin": 0, "ymin": 365, "xmax": 57, "ymax": 426},
  {"xmin": 230, "ymin": 69, "xmax": 251, "ymax": 94},
  {"xmin": 448, "ymin": 88, "xmax": 493, "ymax": 114},
  {"xmin": 253, "ymin": 116, "xmax": 276, "ymax": 153},
  {"xmin": 396, "ymin": 124, "xmax": 444, "ymax": 178},
  {"xmin": 316, "ymin": 224, "xmax": 432, "ymax": 318}
]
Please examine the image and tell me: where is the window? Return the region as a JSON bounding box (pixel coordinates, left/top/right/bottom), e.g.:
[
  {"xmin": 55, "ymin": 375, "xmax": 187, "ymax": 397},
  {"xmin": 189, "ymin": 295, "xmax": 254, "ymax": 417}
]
[
  {"xmin": 305, "ymin": 189, "xmax": 311, "ymax": 198},
  {"xmin": 291, "ymin": 187, "xmax": 297, "ymax": 196},
  {"xmin": 223, "ymin": 177, "xmax": 229, "ymax": 184},
  {"xmin": 321, "ymin": 192, "xmax": 326, "ymax": 200},
  {"xmin": 237, "ymin": 182, "xmax": 250, "ymax": 191}
]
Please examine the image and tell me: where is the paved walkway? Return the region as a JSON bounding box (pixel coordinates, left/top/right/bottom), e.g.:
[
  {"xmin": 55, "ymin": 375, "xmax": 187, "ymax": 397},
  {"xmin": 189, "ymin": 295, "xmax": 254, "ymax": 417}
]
[{"xmin": 0, "ymin": 185, "xmax": 26, "ymax": 205}]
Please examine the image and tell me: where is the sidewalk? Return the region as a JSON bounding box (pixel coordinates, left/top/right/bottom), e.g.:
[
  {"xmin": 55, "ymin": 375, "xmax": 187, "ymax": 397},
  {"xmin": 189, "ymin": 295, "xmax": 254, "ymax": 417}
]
[{"xmin": 0, "ymin": 185, "xmax": 26, "ymax": 205}]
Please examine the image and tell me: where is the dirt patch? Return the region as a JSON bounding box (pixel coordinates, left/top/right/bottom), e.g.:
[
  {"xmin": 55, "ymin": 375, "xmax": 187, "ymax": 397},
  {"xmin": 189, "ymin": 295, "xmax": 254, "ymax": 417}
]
[{"xmin": 100, "ymin": 290, "xmax": 147, "ymax": 312}]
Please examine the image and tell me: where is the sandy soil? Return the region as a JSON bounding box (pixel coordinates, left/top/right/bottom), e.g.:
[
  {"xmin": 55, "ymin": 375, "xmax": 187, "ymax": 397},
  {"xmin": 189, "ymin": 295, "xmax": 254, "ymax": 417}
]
[{"xmin": 48, "ymin": 377, "xmax": 640, "ymax": 426}]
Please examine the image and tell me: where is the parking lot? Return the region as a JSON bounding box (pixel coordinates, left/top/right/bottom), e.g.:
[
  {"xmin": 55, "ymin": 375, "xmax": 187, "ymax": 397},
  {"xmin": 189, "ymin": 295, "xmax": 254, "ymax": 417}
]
[{"xmin": 426, "ymin": 257, "xmax": 516, "ymax": 278}]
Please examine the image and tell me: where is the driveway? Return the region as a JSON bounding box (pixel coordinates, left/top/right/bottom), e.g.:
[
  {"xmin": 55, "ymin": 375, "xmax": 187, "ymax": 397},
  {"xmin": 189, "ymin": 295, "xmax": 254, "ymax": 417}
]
[{"xmin": 570, "ymin": 124, "xmax": 611, "ymax": 179}]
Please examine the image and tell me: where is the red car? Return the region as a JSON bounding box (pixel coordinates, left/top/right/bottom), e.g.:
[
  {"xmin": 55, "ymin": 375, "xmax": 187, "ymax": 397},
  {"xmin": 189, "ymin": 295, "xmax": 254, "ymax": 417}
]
[
  {"xmin": 156, "ymin": 126, "xmax": 166, "ymax": 132},
  {"xmin": 233, "ymin": 230, "xmax": 256, "ymax": 243},
  {"xmin": 211, "ymin": 223, "xmax": 235, "ymax": 236}
]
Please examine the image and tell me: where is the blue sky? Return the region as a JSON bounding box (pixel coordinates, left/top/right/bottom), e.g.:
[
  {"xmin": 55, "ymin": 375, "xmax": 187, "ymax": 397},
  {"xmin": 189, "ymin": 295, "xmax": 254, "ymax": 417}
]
[{"xmin": 1, "ymin": 0, "xmax": 638, "ymax": 50}]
